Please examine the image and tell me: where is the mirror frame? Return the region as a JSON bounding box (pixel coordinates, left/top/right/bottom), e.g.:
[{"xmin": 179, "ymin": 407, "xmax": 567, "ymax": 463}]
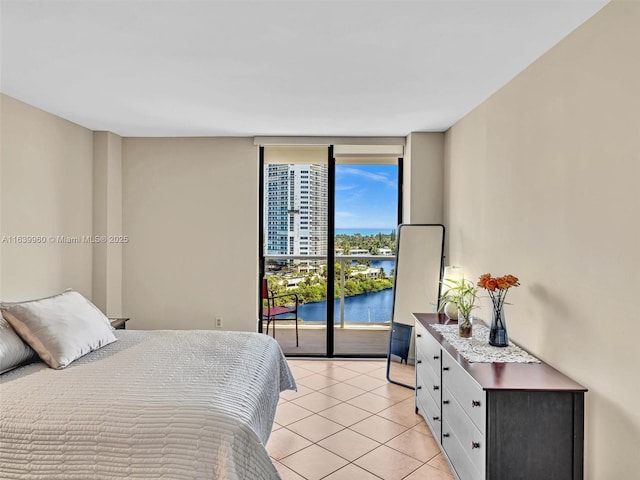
[{"xmin": 386, "ymin": 223, "xmax": 445, "ymax": 389}]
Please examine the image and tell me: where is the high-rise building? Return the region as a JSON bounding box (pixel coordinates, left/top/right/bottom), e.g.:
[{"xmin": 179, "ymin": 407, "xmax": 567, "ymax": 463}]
[{"xmin": 265, "ymin": 164, "xmax": 328, "ymax": 256}]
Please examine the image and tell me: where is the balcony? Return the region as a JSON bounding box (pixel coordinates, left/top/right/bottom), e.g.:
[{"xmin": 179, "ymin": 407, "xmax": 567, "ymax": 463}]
[
  {"xmin": 266, "ymin": 326, "xmax": 391, "ymax": 356},
  {"xmin": 263, "ymin": 254, "xmax": 396, "ymax": 356}
]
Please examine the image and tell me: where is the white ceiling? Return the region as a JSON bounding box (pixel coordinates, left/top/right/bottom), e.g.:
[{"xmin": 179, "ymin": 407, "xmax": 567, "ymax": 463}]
[{"xmin": 1, "ymin": 0, "xmax": 609, "ymax": 137}]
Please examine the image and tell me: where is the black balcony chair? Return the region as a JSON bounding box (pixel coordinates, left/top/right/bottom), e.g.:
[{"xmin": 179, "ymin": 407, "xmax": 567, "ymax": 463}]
[
  {"xmin": 262, "ymin": 278, "xmax": 300, "ymax": 347},
  {"xmin": 390, "ymin": 322, "xmax": 413, "ymax": 364}
]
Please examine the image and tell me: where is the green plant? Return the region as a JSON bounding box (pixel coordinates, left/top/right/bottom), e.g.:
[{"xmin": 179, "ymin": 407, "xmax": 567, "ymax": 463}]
[{"xmin": 438, "ymin": 277, "xmax": 479, "ymax": 320}]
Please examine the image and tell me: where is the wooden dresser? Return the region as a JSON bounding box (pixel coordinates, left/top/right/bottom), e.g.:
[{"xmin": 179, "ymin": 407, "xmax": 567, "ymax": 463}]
[{"xmin": 414, "ymin": 313, "xmax": 587, "ymax": 480}]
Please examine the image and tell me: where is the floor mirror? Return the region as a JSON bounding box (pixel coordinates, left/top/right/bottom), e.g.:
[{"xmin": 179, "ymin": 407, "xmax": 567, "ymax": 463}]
[{"xmin": 386, "ymin": 224, "xmax": 445, "ymax": 389}]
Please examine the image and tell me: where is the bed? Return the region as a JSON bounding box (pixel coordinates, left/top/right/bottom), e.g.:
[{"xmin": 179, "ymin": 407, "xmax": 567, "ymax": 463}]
[{"xmin": 0, "ymin": 328, "xmax": 296, "ymax": 480}]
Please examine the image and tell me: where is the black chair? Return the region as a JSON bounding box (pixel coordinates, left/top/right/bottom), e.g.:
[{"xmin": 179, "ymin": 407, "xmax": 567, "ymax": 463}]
[
  {"xmin": 390, "ymin": 322, "xmax": 413, "ymax": 364},
  {"xmin": 261, "ymin": 278, "xmax": 300, "ymax": 347}
]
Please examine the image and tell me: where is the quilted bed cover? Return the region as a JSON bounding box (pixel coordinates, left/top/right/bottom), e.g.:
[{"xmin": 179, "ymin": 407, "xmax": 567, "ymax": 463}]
[{"xmin": 0, "ymin": 330, "xmax": 296, "ymax": 479}]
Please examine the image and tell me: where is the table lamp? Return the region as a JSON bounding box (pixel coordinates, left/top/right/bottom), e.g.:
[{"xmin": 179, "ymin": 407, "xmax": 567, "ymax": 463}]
[{"xmin": 442, "ymin": 266, "xmax": 464, "ymax": 320}]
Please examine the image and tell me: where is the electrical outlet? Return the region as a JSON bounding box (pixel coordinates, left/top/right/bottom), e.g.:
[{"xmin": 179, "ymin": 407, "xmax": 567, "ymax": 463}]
[{"xmin": 215, "ymin": 317, "xmax": 223, "ymax": 329}]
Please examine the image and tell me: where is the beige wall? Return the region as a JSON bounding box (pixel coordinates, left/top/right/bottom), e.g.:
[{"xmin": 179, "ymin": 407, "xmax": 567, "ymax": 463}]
[
  {"xmin": 403, "ymin": 132, "xmax": 444, "ymax": 225},
  {"xmin": 121, "ymin": 137, "xmax": 259, "ymax": 331},
  {"xmin": 0, "ymin": 94, "xmax": 94, "ymax": 301},
  {"xmin": 444, "ymin": 1, "xmax": 640, "ymax": 478},
  {"xmin": 92, "ymin": 131, "xmax": 123, "ymax": 316}
]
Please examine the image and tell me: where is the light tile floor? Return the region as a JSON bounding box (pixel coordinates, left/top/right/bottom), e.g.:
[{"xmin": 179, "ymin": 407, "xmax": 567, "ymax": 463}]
[{"xmin": 269, "ymin": 359, "xmax": 455, "ymax": 480}]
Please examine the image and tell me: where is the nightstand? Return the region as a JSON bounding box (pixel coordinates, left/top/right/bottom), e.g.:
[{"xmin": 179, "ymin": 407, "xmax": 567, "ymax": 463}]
[{"xmin": 109, "ymin": 317, "xmax": 130, "ymax": 330}]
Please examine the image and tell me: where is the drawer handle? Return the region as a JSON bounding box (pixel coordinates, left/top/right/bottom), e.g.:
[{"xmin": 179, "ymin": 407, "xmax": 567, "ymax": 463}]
[
  {"xmin": 433, "ymin": 355, "xmax": 440, "ymax": 360},
  {"xmin": 417, "ymin": 385, "xmax": 422, "ymax": 390},
  {"xmin": 417, "ymin": 360, "xmax": 422, "ymax": 364},
  {"xmin": 443, "ymin": 433, "xmax": 450, "ymax": 438},
  {"xmin": 433, "ymin": 416, "xmax": 440, "ymax": 421},
  {"xmin": 443, "ymin": 400, "xmax": 450, "ymax": 405},
  {"xmin": 443, "ymin": 367, "xmax": 450, "ymax": 371},
  {"xmin": 433, "ymin": 385, "xmax": 439, "ymax": 391},
  {"xmin": 471, "ymin": 442, "xmax": 481, "ymax": 449},
  {"xmin": 472, "ymin": 400, "xmax": 481, "ymax": 407},
  {"xmin": 417, "ymin": 334, "xmax": 422, "ymax": 338}
]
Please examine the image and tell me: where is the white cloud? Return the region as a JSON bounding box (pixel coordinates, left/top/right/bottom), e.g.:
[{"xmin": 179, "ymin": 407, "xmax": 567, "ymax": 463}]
[
  {"xmin": 339, "ymin": 167, "xmax": 395, "ymax": 188},
  {"xmin": 335, "ymin": 211, "xmax": 355, "ymax": 218}
]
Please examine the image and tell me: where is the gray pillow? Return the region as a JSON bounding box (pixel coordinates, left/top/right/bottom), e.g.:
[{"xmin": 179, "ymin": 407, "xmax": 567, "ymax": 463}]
[
  {"xmin": 1, "ymin": 290, "xmax": 116, "ymax": 369},
  {"xmin": 0, "ymin": 315, "xmax": 36, "ymax": 374}
]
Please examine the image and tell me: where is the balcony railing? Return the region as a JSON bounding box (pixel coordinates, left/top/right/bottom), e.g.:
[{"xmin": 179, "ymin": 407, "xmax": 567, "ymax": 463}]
[{"xmin": 265, "ymin": 253, "xmax": 396, "ymax": 328}]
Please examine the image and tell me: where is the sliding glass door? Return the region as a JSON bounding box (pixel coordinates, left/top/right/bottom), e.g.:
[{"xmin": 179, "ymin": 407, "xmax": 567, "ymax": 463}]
[
  {"xmin": 333, "ymin": 161, "xmax": 399, "ymax": 356},
  {"xmin": 260, "ymin": 147, "xmax": 329, "ymax": 356},
  {"xmin": 259, "ymin": 145, "xmax": 401, "ymax": 357}
]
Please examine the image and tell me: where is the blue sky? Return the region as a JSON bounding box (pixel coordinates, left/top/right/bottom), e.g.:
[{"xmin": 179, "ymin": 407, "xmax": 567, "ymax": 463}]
[{"xmin": 335, "ymin": 164, "xmax": 398, "ymax": 229}]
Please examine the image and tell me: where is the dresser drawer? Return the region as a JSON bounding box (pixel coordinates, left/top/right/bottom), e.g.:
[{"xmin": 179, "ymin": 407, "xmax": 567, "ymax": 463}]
[
  {"xmin": 416, "ymin": 377, "xmax": 442, "ymax": 440},
  {"xmin": 442, "ymin": 350, "xmax": 486, "ymax": 433},
  {"xmin": 442, "ymin": 418, "xmax": 485, "ymax": 480},
  {"xmin": 416, "ymin": 356, "xmax": 441, "ymax": 406},
  {"xmin": 415, "ymin": 322, "xmax": 442, "ymax": 374},
  {"xmin": 443, "ymin": 387, "xmax": 485, "ymax": 474}
]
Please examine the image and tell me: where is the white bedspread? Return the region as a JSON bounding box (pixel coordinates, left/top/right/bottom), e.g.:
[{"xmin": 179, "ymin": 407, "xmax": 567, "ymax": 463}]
[{"xmin": 0, "ymin": 330, "xmax": 296, "ymax": 480}]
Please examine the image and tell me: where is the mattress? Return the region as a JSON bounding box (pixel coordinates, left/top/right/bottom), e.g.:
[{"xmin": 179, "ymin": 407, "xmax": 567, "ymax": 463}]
[{"xmin": 0, "ymin": 330, "xmax": 296, "ymax": 480}]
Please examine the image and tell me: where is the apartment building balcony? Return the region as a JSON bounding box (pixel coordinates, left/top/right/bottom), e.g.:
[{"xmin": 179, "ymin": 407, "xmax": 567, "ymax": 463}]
[
  {"xmin": 268, "ymin": 325, "xmax": 390, "ymax": 356},
  {"xmin": 263, "ymin": 254, "xmax": 396, "ymax": 356}
]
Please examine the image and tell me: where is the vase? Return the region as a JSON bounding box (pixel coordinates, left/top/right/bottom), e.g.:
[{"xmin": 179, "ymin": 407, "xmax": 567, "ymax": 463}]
[
  {"xmin": 444, "ymin": 301, "xmax": 458, "ymax": 320},
  {"xmin": 489, "ymin": 304, "xmax": 509, "ymax": 347},
  {"xmin": 458, "ymin": 311, "xmax": 472, "ymax": 338}
]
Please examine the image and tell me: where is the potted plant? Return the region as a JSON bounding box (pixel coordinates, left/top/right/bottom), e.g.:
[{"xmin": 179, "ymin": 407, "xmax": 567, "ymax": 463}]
[{"xmin": 438, "ymin": 277, "xmax": 479, "ymax": 338}]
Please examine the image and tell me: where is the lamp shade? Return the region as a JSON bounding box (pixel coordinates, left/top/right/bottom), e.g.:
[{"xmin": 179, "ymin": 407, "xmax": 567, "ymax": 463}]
[
  {"xmin": 442, "ymin": 266, "xmax": 464, "ymax": 320},
  {"xmin": 443, "ymin": 266, "xmax": 464, "ymax": 291}
]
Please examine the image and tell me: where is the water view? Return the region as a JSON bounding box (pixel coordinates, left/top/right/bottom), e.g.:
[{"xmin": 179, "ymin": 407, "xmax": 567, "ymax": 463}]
[
  {"xmin": 298, "ymin": 288, "xmax": 393, "ymax": 324},
  {"xmin": 335, "ymin": 228, "xmax": 395, "ymax": 236}
]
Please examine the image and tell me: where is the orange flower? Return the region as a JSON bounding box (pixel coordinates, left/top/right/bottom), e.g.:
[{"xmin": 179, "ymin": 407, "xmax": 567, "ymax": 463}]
[
  {"xmin": 477, "ymin": 273, "xmax": 520, "ymax": 291},
  {"xmin": 504, "ymin": 275, "xmax": 520, "ymax": 287},
  {"xmin": 477, "ymin": 273, "xmax": 520, "ymax": 312},
  {"xmin": 478, "ymin": 273, "xmax": 491, "ymax": 289}
]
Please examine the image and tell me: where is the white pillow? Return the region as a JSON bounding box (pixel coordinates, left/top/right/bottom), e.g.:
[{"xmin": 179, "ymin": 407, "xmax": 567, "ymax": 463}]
[
  {"xmin": 0, "ymin": 315, "xmax": 36, "ymax": 374},
  {"xmin": 1, "ymin": 290, "xmax": 116, "ymax": 369}
]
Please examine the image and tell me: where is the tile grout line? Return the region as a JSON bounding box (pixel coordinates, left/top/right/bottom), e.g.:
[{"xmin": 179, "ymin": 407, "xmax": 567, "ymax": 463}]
[{"xmin": 272, "ymin": 360, "xmax": 454, "ymax": 479}]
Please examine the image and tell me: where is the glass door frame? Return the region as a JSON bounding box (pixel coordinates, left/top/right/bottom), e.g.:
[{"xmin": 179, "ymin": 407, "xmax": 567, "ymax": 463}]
[{"xmin": 258, "ymin": 145, "xmax": 403, "ymax": 358}]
